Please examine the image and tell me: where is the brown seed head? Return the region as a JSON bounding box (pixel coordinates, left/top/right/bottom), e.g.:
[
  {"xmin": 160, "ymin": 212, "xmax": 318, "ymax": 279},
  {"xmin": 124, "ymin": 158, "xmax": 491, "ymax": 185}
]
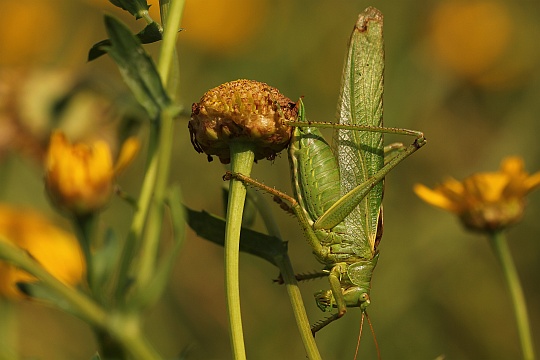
[{"xmin": 188, "ymin": 79, "xmax": 296, "ymax": 164}]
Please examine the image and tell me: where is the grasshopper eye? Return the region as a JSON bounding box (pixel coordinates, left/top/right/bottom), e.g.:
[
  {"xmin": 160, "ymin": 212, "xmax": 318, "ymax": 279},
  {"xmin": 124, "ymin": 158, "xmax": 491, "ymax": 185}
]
[{"xmin": 359, "ymin": 293, "xmax": 371, "ymax": 310}]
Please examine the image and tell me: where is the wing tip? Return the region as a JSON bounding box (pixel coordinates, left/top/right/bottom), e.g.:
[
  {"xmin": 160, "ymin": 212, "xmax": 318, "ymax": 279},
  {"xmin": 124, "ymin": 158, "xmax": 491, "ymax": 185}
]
[{"xmin": 356, "ymin": 7, "xmax": 383, "ymax": 32}]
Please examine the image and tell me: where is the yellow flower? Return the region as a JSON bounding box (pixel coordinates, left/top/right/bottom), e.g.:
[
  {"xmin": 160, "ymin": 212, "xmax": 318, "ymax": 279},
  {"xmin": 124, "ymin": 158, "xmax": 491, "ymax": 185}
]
[
  {"xmin": 181, "ymin": 0, "xmax": 269, "ymax": 54},
  {"xmin": 426, "ymin": 1, "xmax": 538, "ymax": 88},
  {"xmin": 0, "ymin": 1, "xmax": 62, "ymax": 66},
  {"xmin": 0, "ymin": 205, "xmax": 85, "ymax": 299},
  {"xmin": 414, "ymin": 157, "xmax": 540, "ymax": 232},
  {"xmin": 45, "ymin": 131, "xmax": 140, "ymax": 215}
]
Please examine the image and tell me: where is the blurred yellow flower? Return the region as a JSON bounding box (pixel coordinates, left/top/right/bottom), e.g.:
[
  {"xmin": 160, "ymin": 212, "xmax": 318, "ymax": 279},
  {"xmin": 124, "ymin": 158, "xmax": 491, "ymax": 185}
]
[
  {"xmin": 0, "ymin": 1, "xmax": 62, "ymax": 66},
  {"xmin": 181, "ymin": 0, "xmax": 269, "ymax": 54},
  {"xmin": 427, "ymin": 1, "xmax": 537, "ymax": 88},
  {"xmin": 45, "ymin": 131, "xmax": 140, "ymax": 215},
  {"xmin": 0, "ymin": 205, "xmax": 85, "ymax": 299},
  {"xmin": 414, "ymin": 157, "xmax": 540, "ymax": 231}
]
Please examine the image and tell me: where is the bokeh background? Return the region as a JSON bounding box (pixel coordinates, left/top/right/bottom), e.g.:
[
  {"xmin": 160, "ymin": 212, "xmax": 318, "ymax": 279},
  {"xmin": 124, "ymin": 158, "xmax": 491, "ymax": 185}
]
[{"xmin": 1, "ymin": 0, "xmax": 540, "ymax": 359}]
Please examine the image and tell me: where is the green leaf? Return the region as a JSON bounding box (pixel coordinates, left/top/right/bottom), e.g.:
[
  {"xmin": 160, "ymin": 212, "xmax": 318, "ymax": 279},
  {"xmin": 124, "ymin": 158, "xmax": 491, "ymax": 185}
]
[
  {"xmin": 90, "ymin": 353, "xmax": 102, "ymax": 360},
  {"xmin": 109, "ymin": 0, "xmax": 150, "ymax": 19},
  {"xmin": 92, "ymin": 228, "xmax": 121, "ymax": 300},
  {"xmin": 17, "ymin": 282, "xmax": 78, "ymax": 315},
  {"xmin": 88, "ymin": 22, "xmax": 163, "ymax": 61},
  {"xmin": 103, "ymin": 15, "xmax": 170, "ymax": 120},
  {"xmin": 185, "ymin": 207, "xmax": 287, "ymax": 267}
]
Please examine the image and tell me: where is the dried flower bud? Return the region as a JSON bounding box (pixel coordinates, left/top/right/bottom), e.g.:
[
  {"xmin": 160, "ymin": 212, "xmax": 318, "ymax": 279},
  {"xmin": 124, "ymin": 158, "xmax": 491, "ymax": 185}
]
[{"xmin": 189, "ymin": 79, "xmax": 296, "ymax": 164}]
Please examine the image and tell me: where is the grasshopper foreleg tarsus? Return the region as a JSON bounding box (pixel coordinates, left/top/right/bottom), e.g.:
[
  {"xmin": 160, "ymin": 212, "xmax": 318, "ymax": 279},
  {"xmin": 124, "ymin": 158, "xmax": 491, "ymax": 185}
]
[
  {"xmin": 272, "ymin": 196, "xmax": 295, "ymax": 216},
  {"xmin": 224, "ymin": 171, "xmax": 298, "ymax": 206},
  {"xmin": 273, "ymin": 270, "xmax": 328, "ymax": 285}
]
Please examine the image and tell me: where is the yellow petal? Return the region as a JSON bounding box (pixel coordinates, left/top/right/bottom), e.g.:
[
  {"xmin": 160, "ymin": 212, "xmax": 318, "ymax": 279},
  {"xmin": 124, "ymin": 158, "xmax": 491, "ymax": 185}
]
[
  {"xmin": 414, "ymin": 183, "xmax": 462, "ymax": 213},
  {"xmin": 524, "ymin": 172, "xmax": 540, "ymax": 193},
  {"xmin": 113, "ymin": 137, "xmax": 140, "ymax": 174},
  {"xmin": 437, "ymin": 178, "xmax": 466, "ymax": 203},
  {"xmin": 500, "ymin": 156, "xmax": 525, "ymax": 176},
  {"xmin": 46, "ymin": 131, "xmax": 69, "ymax": 168},
  {"xmin": 87, "ymin": 141, "xmax": 114, "ymax": 183},
  {"xmin": 0, "ymin": 205, "xmax": 85, "ymax": 299},
  {"xmin": 465, "ymin": 173, "xmax": 508, "ymax": 203}
]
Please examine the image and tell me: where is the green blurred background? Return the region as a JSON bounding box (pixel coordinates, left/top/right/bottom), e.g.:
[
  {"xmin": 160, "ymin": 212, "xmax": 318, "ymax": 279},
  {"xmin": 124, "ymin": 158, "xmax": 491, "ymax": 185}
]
[{"xmin": 1, "ymin": 0, "xmax": 540, "ymax": 359}]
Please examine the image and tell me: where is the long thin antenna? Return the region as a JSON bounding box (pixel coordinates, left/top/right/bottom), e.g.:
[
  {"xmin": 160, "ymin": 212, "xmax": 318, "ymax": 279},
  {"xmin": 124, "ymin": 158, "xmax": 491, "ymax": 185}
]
[
  {"xmin": 365, "ymin": 312, "xmax": 381, "ymax": 360},
  {"xmin": 353, "ymin": 312, "xmax": 365, "ymax": 360}
]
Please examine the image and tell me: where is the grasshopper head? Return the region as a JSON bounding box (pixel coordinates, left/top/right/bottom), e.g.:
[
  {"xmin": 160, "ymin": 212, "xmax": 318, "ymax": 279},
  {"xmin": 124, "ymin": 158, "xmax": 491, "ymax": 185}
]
[{"xmin": 314, "ymin": 287, "xmax": 371, "ymax": 312}]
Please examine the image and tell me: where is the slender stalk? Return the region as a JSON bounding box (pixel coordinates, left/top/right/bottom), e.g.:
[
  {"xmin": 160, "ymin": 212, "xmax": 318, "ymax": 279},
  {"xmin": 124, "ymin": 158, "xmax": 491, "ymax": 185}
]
[
  {"xmin": 488, "ymin": 231, "xmax": 535, "ymax": 360},
  {"xmin": 136, "ymin": 107, "xmax": 175, "ymax": 288},
  {"xmin": 0, "ymin": 240, "xmax": 107, "ymax": 328},
  {"xmin": 0, "ymin": 299, "xmax": 17, "ymax": 360},
  {"xmin": 106, "ymin": 313, "xmax": 162, "ymax": 360},
  {"xmin": 0, "ymin": 240, "xmax": 162, "ymax": 360},
  {"xmin": 225, "ymin": 142, "xmax": 255, "ymax": 360},
  {"xmin": 158, "ymin": 0, "xmax": 185, "ymax": 92},
  {"xmin": 135, "ymin": 0, "xmax": 185, "ymax": 294},
  {"xmin": 72, "ymin": 213, "xmax": 97, "ymax": 293},
  {"xmin": 275, "ymin": 254, "xmax": 322, "ymax": 360},
  {"xmin": 253, "ymin": 192, "xmax": 321, "ymax": 359},
  {"xmin": 115, "ymin": 124, "xmax": 159, "ymax": 299},
  {"xmin": 117, "ymin": 0, "xmax": 185, "ymax": 299}
]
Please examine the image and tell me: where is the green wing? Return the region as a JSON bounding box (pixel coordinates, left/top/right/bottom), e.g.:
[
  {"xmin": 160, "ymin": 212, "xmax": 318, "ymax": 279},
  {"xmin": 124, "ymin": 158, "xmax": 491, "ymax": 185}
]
[{"xmin": 333, "ymin": 7, "xmax": 384, "ymax": 257}]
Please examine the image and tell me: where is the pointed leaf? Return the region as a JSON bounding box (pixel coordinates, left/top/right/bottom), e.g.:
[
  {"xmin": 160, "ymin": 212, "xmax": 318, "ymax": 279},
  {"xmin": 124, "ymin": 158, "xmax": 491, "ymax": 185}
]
[
  {"xmin": 109, "ymin": 0, "xmax": 150, "ymax": 19},
  {"xmin": 185, "ymin": 207, "xmax": 286, "ymax": 266},
  {"xmin": 88, "ymin": 21, "xmax": 163, "ymax": 61},
  {"xmin": 103, "ymin": 15, "xmax": 170, "ymax": 119}
]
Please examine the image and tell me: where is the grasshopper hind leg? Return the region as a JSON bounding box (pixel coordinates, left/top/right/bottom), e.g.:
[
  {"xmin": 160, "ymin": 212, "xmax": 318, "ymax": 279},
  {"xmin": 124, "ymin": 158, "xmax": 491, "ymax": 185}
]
[{"xmin": 311, "ymin": 313, "xmax": 342, "ymax": 335}]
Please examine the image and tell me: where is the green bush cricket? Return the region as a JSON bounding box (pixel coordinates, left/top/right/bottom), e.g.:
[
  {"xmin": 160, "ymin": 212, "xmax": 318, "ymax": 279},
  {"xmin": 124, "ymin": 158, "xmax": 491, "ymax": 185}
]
[{"xmin": 226, "ymin": 7, "xmax": 426, "ymax": 335}]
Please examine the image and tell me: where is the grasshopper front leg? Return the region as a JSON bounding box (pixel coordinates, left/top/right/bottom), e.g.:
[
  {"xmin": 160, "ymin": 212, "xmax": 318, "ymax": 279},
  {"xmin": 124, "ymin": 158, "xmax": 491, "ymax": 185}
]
[{"xmin": 223, "ymin": 171, "xmax": 326, "ymax": 259}]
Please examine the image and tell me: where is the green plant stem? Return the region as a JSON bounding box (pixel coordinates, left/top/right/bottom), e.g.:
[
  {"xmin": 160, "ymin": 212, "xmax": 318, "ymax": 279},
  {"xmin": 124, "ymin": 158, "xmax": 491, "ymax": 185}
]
[
  {"xmin": 116, "ymin": 0, "xmax": 184, "ymax": 300},
  {"xmin": 134, "ymin": 0, "xmax": 185, "ymax": 288},
  {"xmin": 0, "ymin": 298, "xmax": 17, "ymax": 360},
  {"xmin": 275, "ymin": 254, "xmax": 322, "ymax": 360},
  {"xmin": 488, "ymin": 231, "xmax": 535, "ymax": 360},
  {"xmin": 136, "ymin": 107, "xmax": 175, "ymax": 289},
  {"xmin": 107, "ymin": 313, "xmax": 162, "ymax": 360},
  {"xmin": 0, "ymin": 240, "xmax": 107, "ymax": 328},
  {"xmin": 158, "ymin": 0, "xmax": 184, "ymax": 95},
  {"xmin": 0, "ymin": 240, "xmax": 161, "ymax": 360},
  {"xmin": 73, "ymin": 213, "xmax": 97, "ymax": 293},
  {"xmin": 253, "ymin": 192, "xmax": 321, "ymax": 359},
  {"xmin": 116, "ymin": 124, "xmax": 159, "ymax": 299},
  {"xmin": 226, "ymin": 142, "xmax": 255, "ymax": 360}
]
